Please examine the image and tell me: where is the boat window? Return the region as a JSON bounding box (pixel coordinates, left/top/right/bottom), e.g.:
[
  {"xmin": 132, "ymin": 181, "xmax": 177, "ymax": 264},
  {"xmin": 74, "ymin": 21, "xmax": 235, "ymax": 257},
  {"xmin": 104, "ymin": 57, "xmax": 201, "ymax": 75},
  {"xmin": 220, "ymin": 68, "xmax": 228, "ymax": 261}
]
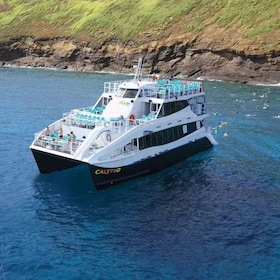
[
  {"xmin": 150, "ymin": 103, "xmax": 159, "ymax": 112},
  {"xmin": 100, "ymin": 97, "xmax": 110, "ymax": 106},
  {"xmin": 188, "ymin": 98, "xmax": 196, "ymax": 105},
  {"xmin": 138, "ymin": 122, "xmax": 198, "ymax": 150},
  {"xmin": 197, "ymin": 96, "xmax": 205, "ymax": 103},
  {"xmin": 123, "ymin": 89, "xmax": 138, "ymax": 98},
  {"xmin": 143, "ymin": 89, "xmax": 150, "ymax": 97},
  {"xmin": 158, "ymin": 100, "xmax": 189, "ymax": 117},
  {"xmin": 188, "ymin": 122, "xmax": 197, "ymax": 134},
  {"xmin": 118, "ymin": 88, "xmax": 126, "ymax": 97}
]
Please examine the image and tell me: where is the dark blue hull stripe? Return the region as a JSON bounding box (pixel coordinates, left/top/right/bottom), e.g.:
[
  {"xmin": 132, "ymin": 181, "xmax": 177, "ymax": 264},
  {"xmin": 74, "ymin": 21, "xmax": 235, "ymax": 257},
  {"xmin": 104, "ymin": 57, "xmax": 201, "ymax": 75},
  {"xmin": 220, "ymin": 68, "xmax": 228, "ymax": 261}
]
[
  {"xmin": 31, "ymin": 137, "xmax": 212, "ymax": 190},
  {"xmin": 90, "ymin": 137, "xmax": 213, "ymax": 190}
]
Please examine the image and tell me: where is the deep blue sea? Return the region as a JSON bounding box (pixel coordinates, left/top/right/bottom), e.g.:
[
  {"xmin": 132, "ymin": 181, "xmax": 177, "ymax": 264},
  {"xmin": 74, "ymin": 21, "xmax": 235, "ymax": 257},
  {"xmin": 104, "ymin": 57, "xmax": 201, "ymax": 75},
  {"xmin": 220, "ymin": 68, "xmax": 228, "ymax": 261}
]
[{"xmin": 0, "ymin": 67, "xmax": 279, "ymax": 280}]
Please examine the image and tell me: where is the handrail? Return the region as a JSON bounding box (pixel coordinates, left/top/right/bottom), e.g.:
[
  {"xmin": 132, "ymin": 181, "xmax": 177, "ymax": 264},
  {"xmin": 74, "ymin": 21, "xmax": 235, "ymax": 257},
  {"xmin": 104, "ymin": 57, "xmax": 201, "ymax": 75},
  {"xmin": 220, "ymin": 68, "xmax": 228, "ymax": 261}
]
[{"xmin": 102, "ymin": 81, "xmax": 204, "ymax": 103}]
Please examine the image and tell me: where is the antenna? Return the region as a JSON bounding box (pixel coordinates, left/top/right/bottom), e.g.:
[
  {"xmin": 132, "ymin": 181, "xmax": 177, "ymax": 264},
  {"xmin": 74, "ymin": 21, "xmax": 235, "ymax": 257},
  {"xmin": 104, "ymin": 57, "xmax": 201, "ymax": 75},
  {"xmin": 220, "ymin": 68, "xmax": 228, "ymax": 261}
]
[{"xmin": 133, "ymin": 57, "xmax": 143, "ymax": 81}]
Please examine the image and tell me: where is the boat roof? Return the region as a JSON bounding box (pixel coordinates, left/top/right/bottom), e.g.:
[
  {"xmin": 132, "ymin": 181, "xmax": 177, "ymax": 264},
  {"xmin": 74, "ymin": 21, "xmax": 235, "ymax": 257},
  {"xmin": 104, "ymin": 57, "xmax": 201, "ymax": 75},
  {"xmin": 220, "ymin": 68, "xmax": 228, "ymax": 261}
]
[{"xmin": 119, "ymin": 79, "xmax": 157, "ymax": 89}]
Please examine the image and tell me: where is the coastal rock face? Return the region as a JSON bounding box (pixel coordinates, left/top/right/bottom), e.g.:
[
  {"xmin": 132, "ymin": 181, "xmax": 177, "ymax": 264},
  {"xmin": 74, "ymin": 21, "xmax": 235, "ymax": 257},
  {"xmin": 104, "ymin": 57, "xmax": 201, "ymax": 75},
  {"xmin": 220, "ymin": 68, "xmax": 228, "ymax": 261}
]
[{"xmin": 0, "ymin": 37, "xmax": 279, "ymax": 84}]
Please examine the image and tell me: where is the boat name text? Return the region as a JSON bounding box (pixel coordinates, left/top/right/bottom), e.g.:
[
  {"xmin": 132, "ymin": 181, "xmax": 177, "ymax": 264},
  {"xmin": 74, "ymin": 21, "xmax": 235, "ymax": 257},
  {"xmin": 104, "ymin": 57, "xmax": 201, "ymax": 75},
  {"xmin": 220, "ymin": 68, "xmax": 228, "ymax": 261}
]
[{"xmin": 95, "ymin": 168, "xmax": 122, "ymax": 175}]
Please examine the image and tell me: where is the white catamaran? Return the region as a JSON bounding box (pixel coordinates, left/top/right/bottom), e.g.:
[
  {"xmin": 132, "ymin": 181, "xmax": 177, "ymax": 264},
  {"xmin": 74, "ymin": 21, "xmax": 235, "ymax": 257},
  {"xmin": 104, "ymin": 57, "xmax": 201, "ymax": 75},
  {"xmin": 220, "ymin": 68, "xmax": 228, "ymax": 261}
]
[{"xmin": 30, "ymin": 58, "xmax": 217, "ymax": 189}]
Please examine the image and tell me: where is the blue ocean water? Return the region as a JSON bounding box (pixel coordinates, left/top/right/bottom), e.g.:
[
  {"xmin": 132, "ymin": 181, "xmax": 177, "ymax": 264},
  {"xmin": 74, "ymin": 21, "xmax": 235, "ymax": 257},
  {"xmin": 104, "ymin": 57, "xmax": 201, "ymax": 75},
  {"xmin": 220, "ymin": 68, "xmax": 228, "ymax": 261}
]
[{"xmin": 0, "ymin": 67, "xmax": 279, "ymax": 280}]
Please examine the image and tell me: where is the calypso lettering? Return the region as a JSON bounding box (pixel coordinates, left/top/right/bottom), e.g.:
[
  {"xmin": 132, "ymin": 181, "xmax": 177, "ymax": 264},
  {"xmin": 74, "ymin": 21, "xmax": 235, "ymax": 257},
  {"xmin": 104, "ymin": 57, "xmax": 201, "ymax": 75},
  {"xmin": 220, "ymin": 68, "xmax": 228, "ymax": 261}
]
[{"xmin": 95, "ymin": 168, "xmax": 122, "ymax": 175}]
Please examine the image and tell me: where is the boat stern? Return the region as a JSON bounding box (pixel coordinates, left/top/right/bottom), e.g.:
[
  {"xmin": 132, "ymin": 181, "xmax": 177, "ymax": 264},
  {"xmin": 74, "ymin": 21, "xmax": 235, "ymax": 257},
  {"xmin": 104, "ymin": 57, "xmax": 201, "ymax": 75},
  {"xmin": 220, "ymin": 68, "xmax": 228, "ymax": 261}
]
[{"xmin": 30, "ymin": 148, "xmax": 83, "ymax": 173}]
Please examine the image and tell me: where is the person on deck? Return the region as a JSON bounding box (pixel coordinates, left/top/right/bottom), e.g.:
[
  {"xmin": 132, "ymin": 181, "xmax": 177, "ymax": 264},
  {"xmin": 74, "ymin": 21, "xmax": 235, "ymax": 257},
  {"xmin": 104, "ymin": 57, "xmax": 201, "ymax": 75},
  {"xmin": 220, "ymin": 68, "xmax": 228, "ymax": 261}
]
[
  {"xmin": 45, "ymin": 126, "xmax": 50, "ymax": 136},
  {"xmin": 70, "ymin": 131, "xmax": 76, "ymax": 143},
  {"xmin": 58, "ymin": 128, "xmax": 63, "ymax": 138}
]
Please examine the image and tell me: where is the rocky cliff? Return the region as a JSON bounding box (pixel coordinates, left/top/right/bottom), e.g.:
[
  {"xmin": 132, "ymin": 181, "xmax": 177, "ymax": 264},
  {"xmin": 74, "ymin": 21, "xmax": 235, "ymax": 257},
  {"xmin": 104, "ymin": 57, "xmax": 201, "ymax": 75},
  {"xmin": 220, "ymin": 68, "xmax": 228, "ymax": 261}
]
[{"xmin": 0, "ymin": 37, "xmax": 279, "ymax": 85}]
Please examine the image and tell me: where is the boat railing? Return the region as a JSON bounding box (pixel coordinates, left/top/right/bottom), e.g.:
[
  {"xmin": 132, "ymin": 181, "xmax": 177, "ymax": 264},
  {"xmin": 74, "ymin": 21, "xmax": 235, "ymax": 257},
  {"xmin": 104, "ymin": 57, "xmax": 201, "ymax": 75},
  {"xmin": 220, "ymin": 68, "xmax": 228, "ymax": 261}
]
[
  {"xmin": 104, "ymin": 80, "xmax": 131, "ymax": 94},
  {"xmin": 67, "ymin": 109, "xmax": 148, "ymax": 131},
  {"xmin": 98, "ymin": 145, "xmax": 135, "ymax": 162},
  {"xmin": 107, "ymin": 118, "xmax": 146, "ymax": 134},
  {"xmin": 103, "ymin": 79, "xmax": 203, "ymax": 100},
  {"xmin": 155, "ymin": 81, "xmax": 203, "ymax": 99},
  {"xmin": 34, "ymin": 134, "xmax": 84, "ymax": 154},
  {"xmin": 33, "ymin": 116, "xmax": 153, "ymax": 156}
]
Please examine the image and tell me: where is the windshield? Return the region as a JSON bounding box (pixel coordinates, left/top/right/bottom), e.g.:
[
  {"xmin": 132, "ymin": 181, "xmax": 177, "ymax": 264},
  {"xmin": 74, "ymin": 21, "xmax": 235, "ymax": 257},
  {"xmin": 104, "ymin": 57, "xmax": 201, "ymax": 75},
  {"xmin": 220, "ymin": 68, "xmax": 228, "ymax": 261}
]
[
  {"xmin": 122, "ymin": 88, "xmax": 138, "ymax": 98},
  {"xmin": 117, "ymin": 87, "xmax": 126, "ymax": 97}
]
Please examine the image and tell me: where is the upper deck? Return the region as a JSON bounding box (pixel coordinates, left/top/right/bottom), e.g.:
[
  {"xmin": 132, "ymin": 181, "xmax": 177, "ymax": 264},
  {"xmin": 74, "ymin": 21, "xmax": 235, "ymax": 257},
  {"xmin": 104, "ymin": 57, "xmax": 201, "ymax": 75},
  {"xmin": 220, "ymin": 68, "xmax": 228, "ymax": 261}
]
[{"xmin": 104, "ymin": 78, "xmax": 204, "ymax": 99}]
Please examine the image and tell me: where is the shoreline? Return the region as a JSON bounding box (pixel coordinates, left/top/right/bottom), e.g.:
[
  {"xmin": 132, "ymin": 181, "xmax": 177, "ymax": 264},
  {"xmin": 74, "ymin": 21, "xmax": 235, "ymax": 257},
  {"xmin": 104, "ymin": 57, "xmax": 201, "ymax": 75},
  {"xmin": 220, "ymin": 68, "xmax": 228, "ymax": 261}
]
[{"xmin": 1, "ymin": 63, "xmax": 279, "ymax": 87}]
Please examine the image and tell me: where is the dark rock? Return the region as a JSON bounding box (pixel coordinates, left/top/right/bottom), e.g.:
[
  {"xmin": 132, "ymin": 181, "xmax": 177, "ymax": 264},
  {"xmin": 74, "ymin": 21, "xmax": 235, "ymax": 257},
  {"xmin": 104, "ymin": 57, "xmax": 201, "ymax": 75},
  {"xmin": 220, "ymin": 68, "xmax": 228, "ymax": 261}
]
[{"xmin": 0, "ymin": 37, "xmax": 279, "ymax": 85}]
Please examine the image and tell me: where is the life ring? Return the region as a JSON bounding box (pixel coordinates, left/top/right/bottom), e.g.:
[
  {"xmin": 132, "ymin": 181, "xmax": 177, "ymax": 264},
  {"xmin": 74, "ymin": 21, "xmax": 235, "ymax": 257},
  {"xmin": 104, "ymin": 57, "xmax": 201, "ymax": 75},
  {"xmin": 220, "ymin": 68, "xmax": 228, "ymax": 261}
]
[
  {"xmin": 129, "ymin": 114, "xmax": 135, "ymax": 121},
  {"xmin": 106, "ymin": 133, "xmax": 111, "ymax": 142}
]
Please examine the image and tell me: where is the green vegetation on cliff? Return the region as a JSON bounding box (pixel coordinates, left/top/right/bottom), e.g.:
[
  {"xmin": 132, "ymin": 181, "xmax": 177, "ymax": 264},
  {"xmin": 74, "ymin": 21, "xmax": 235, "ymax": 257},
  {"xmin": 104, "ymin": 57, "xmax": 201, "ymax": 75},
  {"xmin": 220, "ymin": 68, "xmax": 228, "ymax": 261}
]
[{"xmin": 0, "ymin": 0, "xmax": 279, "ymax": 51}]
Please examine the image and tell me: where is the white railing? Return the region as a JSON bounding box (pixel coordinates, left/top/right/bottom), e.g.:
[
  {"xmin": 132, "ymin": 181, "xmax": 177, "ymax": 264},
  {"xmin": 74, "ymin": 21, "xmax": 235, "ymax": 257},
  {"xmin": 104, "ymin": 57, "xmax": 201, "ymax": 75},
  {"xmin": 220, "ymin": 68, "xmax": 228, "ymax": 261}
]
[
  {"xmin": 34, "ymin": 135, "xmax": 84, "ymax": 154},
  {"xmin": 103, "ymin": 80, "xmax": 129, "ymax": 94}
]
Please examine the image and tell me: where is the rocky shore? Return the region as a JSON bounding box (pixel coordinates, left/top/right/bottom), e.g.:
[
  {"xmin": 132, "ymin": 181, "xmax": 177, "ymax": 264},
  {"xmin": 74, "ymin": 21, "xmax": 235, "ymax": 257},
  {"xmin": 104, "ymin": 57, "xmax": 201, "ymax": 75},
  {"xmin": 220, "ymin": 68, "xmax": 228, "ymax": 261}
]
[{"xmin": 0, "ymin": 37, "xmax": 279, "ymax": 85}]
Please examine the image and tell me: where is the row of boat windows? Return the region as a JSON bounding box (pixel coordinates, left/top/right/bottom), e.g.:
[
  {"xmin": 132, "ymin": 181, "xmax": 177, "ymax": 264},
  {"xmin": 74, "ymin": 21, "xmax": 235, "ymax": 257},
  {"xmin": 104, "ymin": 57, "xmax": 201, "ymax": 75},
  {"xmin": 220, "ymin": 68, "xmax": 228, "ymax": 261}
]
[
  {"xmin": 134, "ymin": 121, "xmax": 202, "ymax": 150},
  {"xmin": 157, "ymin": 100, "xmax": 189, "ymax": 117}
]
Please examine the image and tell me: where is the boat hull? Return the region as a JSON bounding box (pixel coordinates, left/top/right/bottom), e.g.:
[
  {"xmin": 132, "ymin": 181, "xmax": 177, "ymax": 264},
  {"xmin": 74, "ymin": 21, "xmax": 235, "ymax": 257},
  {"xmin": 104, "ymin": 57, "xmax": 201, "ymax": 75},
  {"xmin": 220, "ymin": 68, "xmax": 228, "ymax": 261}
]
[
  {"xmin": 32, "ymin": 137, "xmax": 213, "ymax": 189},
  {"xmin": 31, "ymin": 149, "xmax": 83, "ymax": 173},
  {"xmin": 90, "ymin": 136, "xmax": 213, "ymax": 190}
]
